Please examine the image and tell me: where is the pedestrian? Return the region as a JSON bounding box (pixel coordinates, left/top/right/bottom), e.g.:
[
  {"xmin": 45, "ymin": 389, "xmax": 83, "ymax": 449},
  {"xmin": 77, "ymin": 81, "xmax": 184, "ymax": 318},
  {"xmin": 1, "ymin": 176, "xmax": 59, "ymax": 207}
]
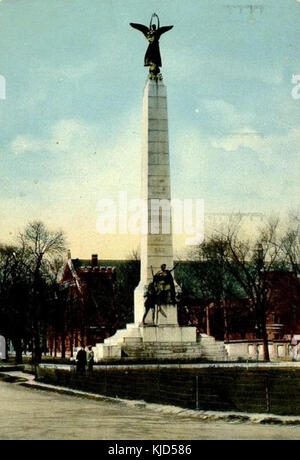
[
  {"xmin": 87, "ymin": 346, "xmax": 94, "ymax": 375},
  {"xmin": 76, "ymin": 345, "xmax": 87, "ymax": 375}
]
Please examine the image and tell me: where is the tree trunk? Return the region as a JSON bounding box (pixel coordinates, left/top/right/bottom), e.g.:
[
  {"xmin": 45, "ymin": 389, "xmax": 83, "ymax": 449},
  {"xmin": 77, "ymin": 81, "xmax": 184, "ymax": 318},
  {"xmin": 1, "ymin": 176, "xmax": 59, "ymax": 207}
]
[
  {"xmin": 223, "ymin": 303, "xmax": 230, "ymax": 343},
  {"xmin": 206, "ymin": 306, "xmax": 211, "ymax": 336},
  {"xmin": 54, "ymin": 333, "xmax": 57, "ymax": 358},
  {"xmin": 259, "ymin": 307, "xmax": 270, "ymax": 362},
  {"xmin": 70, "ymin": 331, "xmax": 74, "ymax": 358},
  {"xmin": 13, "ymin": 338, "xmax": 23, "ymax": 365},
  {"xmin": 33, "ymin": 335, "xmax": 42, "ymax": 364},
  {"xmin": 61, "ymin": 331, "xmax": 66, "ymax": 359},
  {"xmin": 261, "ymin": 327, "xmax": 270, "ymax": 362}
]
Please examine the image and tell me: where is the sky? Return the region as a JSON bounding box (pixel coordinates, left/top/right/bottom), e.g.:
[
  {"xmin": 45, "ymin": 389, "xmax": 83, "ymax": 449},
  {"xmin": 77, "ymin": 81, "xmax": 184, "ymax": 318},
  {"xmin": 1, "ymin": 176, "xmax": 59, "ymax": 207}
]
[{"xmin": 0, "ymin": 0, "xmax": 299, "ymax": 259}]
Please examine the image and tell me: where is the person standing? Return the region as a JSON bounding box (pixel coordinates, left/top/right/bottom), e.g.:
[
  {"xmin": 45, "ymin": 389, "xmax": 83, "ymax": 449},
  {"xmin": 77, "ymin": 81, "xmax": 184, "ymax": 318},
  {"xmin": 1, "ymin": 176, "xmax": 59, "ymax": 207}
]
[
  {"xmin": 76, "ymin": 346, "xmax": 87, "ymax": 375},
  {"xmin": 87, "ymin": 346, "xmax": 95, "ymax": 375}
]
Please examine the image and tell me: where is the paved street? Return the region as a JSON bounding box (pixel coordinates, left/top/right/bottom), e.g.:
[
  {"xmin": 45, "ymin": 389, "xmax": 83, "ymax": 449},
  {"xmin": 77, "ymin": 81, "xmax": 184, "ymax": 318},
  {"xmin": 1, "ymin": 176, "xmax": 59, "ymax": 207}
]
[{"xmin": 0, "ymin": 380, "xmax": 300, "ymax": 440}]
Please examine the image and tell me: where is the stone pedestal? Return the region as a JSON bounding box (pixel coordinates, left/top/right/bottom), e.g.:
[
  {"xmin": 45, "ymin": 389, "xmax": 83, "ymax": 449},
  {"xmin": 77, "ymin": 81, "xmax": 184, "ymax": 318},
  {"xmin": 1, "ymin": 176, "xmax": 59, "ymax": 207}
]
[{"xmin": 141, "ymin": 325, "xmax": 196, "ymax": 343}]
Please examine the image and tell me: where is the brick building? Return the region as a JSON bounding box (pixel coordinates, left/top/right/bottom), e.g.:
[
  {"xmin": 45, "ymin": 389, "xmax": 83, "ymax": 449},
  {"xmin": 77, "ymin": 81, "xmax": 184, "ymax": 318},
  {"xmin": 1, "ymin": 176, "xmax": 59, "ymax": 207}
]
[
  {"xmin": 47, "ymin": 252, "xmax": 117, "ymax": 357},
  {"xmin": 177, "ymin": 270, "xmax": 300, "ymax": 360},
  {"xmin": 178, "ymin": 271, "xmax": 300, "ymax": 342}
]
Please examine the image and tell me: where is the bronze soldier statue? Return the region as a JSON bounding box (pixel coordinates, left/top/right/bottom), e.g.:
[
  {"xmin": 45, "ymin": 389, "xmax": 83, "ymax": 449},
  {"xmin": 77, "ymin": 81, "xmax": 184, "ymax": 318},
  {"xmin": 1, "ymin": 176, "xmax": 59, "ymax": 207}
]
[
  {"xmin": 142, "ymin": 279, "xmax": 168, "ymax": 326},
  {"xmin": 142, "ymin": 264, "xmax": 177, "ymax": 326},
  {"xmin": 154, "ymin": 264, "xmax": 176, "ymax": 305},
  {"xmin": 142, "ymin": 282, "xmax": 157, "ymax": 325},
  {"xmin": 130, "ymin": 13, "xmax": 173, "ymax": 80}
]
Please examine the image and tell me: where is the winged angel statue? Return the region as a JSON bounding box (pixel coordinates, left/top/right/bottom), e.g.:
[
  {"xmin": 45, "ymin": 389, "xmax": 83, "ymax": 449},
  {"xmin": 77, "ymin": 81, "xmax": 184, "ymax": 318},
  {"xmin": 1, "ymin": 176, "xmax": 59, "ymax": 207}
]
[{"xmin": 130, "ymin": 13, "xmax": 173, "ymax": 80}]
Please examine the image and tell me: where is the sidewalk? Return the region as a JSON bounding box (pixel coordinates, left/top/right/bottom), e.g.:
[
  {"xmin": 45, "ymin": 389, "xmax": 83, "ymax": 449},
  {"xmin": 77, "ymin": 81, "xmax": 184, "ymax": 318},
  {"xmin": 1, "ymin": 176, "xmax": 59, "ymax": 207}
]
[
  {"xmin": 1, "ymin": 370, "xmax": 300, "ymax": 427},
  {"xmin": 0, "ymin": 364, "xmax": 24, "ymax": 372}
]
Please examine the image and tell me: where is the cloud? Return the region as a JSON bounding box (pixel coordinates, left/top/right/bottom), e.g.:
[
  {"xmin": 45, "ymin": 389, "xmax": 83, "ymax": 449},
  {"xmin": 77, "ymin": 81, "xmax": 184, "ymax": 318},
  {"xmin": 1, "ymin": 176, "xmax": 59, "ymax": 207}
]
[
  {"xmin": 211, "ymin": 126, "xmax": 300, "ymax": 165},
  {"xmin": 211, "ymin": 131, "xmax": 264, "ymax": 153},
  {"xmin": 170, "ymin": 121, "xmax": 300, "ymax": 214},
  {"xmin": 11, "ymin": 135, "xmax": 47, "ymax": 155},
  {"xmin": 202, "ymin": 99, "xmax": 254, "ymax": 129},
  {"xmin": 7, "ymin": 114, "xmax": 141, "ymax": 200}
]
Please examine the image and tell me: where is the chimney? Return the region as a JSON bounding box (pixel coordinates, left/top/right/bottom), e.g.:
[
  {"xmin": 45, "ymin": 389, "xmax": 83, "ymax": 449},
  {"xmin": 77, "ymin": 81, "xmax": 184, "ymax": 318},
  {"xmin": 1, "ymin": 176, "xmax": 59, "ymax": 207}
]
[
  {"xmin": 91, "ymin": 254, "xmax": 98, "ymax": 268},
  {"xmin": 67, "ymin": 250, "xmax": 72, "ymax": 260}
]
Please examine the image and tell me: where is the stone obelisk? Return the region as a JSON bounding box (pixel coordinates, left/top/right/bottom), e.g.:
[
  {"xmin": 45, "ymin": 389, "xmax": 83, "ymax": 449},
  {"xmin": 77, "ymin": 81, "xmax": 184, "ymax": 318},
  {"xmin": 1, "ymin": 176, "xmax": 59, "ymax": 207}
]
[{"xmin": 134, "ymin": 79, "xmax": 175, "ymax": 325}]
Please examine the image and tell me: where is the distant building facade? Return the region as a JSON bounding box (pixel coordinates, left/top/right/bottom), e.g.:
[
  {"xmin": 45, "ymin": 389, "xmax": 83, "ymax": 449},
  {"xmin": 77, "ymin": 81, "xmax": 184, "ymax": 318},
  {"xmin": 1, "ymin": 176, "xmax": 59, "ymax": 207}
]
[
  {"xmin": 47, "ymin": 252, "xmax": 117, "ymax": 357},
  {"xmin": 178, "ymin": 270, "xmax": 300, "ymax": 361}
]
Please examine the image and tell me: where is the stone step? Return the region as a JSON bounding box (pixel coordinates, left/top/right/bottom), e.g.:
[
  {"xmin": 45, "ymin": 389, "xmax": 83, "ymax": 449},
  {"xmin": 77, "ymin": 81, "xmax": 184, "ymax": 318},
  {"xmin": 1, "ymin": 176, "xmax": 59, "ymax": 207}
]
[
  {"xmin": 201, "ymin": 345, "xmax": 227, "ymax": 351},
  {"xmin": 198, "ymin": 336, "xmax": 217, "ymax": 344},
  {"xmin": 96, "ymin": 323, "xmax": 228, "ymax": 362},
  {"xmin": 201, "ymin": 346, "xmax": 227, "ymax": 352},
  {"xmin": 126, "ymin": 323, "xmax": 138, "ymax": 330},
  {"xmin": 122, "ymin": 340, "xmax": 228, "ymax": 360},
  {"xmin": 123, "ymin": 337, "xmax": 143, "ymax": 345},
  {"xmin": 93, "ymin": 344, "xmax": 122, "ymax": 360},
  {"xmin": 105, "ymin": 326, "xmax": 142, "ymax": 346},
  {"xmin": 201, "ymin": 343, "xmax": 227, "ymax": 348},
  {"xmin": 126, "ymin": 328, "xmax": 142, "ymax": 338},
  {"xmin": 104, "ymin": 329, "xmax": 127, "ymax": 345}
]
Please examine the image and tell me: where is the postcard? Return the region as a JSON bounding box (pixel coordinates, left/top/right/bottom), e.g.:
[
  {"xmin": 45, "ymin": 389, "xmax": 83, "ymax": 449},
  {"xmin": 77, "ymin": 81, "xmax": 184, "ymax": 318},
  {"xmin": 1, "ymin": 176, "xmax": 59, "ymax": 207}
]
[{"xmin": 0, "ymin": 0, "xmax": 299, "ymax": 443}]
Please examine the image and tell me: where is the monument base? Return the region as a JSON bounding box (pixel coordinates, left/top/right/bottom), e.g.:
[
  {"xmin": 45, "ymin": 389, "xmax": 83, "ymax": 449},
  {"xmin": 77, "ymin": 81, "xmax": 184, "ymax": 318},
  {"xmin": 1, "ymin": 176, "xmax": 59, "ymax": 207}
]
[
  {"xmin": 93, "ymin": 309, "xmax": 228, "ymax": 363},
  {"xmin": 141, "ymin": 324, "xmax": 196, "ymax": 343}
]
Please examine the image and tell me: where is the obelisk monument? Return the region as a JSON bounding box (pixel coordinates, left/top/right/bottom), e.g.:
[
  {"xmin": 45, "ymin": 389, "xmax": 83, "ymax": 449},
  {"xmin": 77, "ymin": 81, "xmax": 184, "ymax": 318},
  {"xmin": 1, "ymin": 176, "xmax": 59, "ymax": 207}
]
[
  {"xmin": 134, "ymin": 78, "xmax": 176, "ymax": 324},
  {"xmin": 130, "ymin": 15, "xmax": 176, "ymax": 325},
  {"xmin": 93, "ymin": 15, "xmax": 227, "ymax": 361}
]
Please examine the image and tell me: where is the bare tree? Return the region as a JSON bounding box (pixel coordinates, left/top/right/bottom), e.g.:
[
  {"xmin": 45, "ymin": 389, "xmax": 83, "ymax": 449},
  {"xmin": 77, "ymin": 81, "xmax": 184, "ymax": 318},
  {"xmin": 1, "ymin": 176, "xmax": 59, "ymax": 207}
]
[
  {"xmin": 281, "ymin": 214, "xmax": 300, "ymax": 275},
  {"xmin": 19, "ymin": 221, "xmax": 65, "ymax": 272},
  {"xmin": 0, "ymin": 245, "xmax": 32, "ymax": 363},
  {"xmin": 18, "ymin": 221, "xmax": 66, "ymax": 363},
  {"xmin": 189, "ymin": 238, "xmax": 244, "ymax": 340},
  {"xmin": 216, "ymin": 218, "xmax": 285, "ymax": 362}
]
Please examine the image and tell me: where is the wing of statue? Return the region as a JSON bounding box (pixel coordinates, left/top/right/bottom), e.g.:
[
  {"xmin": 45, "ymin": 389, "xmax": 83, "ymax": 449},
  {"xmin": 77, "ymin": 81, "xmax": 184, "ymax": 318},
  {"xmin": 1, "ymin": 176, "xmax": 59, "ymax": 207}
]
[
  {"xmin": 130, "ymin": 23, "xmax": 149, "ymax": 38},
  {"xmin": 158, "ymin": 25, "xmax": 174, "ymax": 38}
]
